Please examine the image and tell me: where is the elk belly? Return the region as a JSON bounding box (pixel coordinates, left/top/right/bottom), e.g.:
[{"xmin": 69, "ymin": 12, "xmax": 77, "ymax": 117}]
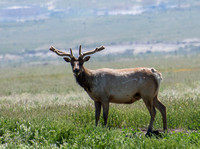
[{"xmin": 108, "ymin": 91, "xmax": 141, "ymax": 104}]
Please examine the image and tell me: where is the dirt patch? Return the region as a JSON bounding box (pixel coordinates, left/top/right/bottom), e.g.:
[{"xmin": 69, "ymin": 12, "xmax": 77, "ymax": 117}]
[{"xmin": 139, "ymin": 128, "xmax": 196, "ymax": 134}]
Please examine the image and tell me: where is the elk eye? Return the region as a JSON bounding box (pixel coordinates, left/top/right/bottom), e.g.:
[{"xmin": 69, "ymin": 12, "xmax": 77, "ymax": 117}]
[{"xmin": 78, "ymin": 58, "xmax": 84, "ymax": 65}]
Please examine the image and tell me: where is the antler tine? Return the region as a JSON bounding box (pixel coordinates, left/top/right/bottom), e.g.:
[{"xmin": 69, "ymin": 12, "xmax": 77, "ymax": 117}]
[
  {"xmin": 79, "ymin": 45, "xmax": 82, "ymax": 56},
  {"xmin": 49, "ymin": 46, "xmax": 72, "ymax": 57},
  {"xmin": 82, "ymin": 45, "xmax": 105, "ymax": 57},
  {"xmin": 70, "ymin": 48, "xmax": 74, "ymax": 58}
]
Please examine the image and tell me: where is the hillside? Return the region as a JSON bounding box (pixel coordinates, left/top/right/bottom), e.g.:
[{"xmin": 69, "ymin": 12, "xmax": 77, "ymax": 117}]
[{"xmin": 0, "ymin": 0, "xmax": 200, "ymax": 57}]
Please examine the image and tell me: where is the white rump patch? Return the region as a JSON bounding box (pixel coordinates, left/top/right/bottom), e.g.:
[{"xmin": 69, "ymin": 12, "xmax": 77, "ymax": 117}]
[{"xmin": 150, "ymin": 68, "xmax": 163, "ymax": 85}]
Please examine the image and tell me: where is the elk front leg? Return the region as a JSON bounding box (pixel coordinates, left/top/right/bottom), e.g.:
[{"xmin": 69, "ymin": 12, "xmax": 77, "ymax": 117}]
[
  {"xmin": 94, "ymin": 101, "xmax": 101, "ymax": 126},
  {"xmin": 102, "ymin": 102, "xmax": 109, "ymax": 126}
]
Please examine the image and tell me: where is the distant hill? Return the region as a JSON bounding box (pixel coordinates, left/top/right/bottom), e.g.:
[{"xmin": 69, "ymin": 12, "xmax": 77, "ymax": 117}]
[{"xmin": 0, "ymin": 0, "xmax": 200, "ymax": 55}]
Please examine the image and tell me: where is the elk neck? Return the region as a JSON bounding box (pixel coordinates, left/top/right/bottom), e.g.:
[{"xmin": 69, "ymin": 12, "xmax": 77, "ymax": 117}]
[{"xmin": 74, "ymin": 66, "xmax": 93, "ymax": 92}]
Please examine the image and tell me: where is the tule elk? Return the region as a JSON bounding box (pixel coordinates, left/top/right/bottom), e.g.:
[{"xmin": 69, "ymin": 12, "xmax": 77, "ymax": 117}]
[{"xmin": 49, "ymin": 45, "xmax": 167, "ymax": 135}]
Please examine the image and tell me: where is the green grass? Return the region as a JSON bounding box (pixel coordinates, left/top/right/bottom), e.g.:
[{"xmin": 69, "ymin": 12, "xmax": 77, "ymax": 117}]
[{"xmin": 0, "ymin": 55, "xmax": 200, "ymax": 148}]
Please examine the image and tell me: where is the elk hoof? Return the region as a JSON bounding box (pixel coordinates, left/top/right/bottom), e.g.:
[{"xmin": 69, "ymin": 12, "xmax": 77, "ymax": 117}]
[{"xmin": 145, "ymin": 130, "xmax": 161, "ymax": 137}]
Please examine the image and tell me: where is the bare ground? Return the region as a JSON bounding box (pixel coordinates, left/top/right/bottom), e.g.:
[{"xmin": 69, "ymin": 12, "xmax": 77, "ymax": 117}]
[{"xmin": 139, "ymin": 128, "xmax": 197, "ymax": 134}]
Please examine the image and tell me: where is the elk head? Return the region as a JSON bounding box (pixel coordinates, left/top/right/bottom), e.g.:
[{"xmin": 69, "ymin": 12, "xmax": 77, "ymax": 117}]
[{"xmin": 49, "ymin": 45, "xmax": 105, "ymax": 76}]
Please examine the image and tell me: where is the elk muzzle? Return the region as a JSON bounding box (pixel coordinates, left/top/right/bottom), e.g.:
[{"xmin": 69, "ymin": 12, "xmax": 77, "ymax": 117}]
[{"xmin": 73, "ymin": 62, "xmax": 81, "ymax": 76}]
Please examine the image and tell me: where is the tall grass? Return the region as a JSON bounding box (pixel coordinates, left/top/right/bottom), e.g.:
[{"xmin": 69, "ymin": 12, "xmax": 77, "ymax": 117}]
[{"xmin": 0, "ymin": 55, "xmax": 200, "ymax": 148}]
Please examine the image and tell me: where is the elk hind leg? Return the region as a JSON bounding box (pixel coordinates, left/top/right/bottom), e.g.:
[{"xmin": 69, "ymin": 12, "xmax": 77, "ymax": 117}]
[
  {"xmin": 143, "ymin": 98, "xmax": 156, "ymax": 135},
  {"xmin": 153, "ymin": 96, "xmax": 167, "ymax": 132}
]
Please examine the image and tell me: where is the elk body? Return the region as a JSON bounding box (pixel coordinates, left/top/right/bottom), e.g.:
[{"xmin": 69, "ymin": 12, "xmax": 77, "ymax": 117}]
[{"xmin": 49, "ymin": 45, "xmax": 167, "ymax": 135}]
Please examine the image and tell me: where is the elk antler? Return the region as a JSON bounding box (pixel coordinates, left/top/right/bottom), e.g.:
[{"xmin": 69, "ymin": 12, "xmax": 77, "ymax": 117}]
[
  {"xmin": 49, "ymin": 46, "xmax": 74, "ymax": 58},
  {"xmin": 79, "ymin": 45, "xmax": 105, "ymax": 58}
]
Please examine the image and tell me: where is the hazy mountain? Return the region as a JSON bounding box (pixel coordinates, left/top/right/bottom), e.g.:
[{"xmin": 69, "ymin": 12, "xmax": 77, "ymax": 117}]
[
  {"xmin": 1, "ymin": 0, "xmax": 200, "ymax": 22},
  {"xmin": 0, "ymin": 0, "xmax": 200, "ymax": 58}
]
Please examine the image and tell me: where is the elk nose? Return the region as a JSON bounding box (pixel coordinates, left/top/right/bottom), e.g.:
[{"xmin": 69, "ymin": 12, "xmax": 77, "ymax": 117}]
[{"xmin": 73, "ymin": 68, "xmax": 79, "ymax": 73}]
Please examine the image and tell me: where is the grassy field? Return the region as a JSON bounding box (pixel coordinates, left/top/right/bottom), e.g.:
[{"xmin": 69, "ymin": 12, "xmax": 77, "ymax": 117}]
[{"xmin": 0, "ymin": 54, "xmax": 200, "ymax": 148}]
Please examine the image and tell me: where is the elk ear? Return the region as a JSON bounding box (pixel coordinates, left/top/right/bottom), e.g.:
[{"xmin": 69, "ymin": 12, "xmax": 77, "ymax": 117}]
[
  {"xmin": 63, "ymin": 57, "xmax": 71, "ymax": 62},
  {"xmin": 83, "ymin": 56, "xmax": 90, "ymax": 62}
]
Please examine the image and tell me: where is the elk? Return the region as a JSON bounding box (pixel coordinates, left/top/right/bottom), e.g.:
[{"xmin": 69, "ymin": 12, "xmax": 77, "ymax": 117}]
[{"xmin": 49, "ymin": 45, "xmax": 167, "ymax": 135}]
